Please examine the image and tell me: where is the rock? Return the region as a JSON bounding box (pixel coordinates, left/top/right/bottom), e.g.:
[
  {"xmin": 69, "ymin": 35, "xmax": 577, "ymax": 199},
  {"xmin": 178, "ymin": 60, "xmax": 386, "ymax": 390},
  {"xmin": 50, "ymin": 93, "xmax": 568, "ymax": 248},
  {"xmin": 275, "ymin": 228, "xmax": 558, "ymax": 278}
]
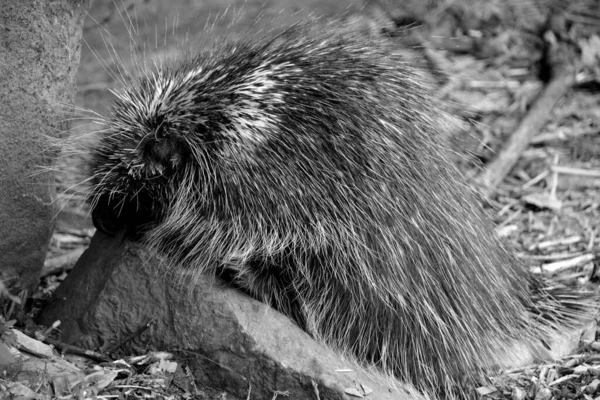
[{"xmin": 40, "ymin": 231, "xmax": 420, "ymax": 400}]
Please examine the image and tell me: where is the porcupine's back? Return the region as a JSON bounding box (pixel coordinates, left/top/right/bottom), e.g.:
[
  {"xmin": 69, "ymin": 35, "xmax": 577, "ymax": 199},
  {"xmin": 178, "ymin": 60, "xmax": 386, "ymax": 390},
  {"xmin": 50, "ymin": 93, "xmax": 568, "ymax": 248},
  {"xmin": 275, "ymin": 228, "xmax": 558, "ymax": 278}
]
[{"xmin": 89, "ymin": 21, "xmax": 594, "ymax": 398}]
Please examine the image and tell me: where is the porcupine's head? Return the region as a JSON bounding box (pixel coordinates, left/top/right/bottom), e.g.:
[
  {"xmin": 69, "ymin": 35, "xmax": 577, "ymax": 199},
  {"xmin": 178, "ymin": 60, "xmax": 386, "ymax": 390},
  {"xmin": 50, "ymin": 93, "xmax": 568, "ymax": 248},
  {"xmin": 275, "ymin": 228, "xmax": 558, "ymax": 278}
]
[
  {"xmin": 89, "ymin": 34, "xmax": 297, "ymax": 238},
  {"xmin": 89, "ymin": 64, "xmax": 195, "ymax": 237}
]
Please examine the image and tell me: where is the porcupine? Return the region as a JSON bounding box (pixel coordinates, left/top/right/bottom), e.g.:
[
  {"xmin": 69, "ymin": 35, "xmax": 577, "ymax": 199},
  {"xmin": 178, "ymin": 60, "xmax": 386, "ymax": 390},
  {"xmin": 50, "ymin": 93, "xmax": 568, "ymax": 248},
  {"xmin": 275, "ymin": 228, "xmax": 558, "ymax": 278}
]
[{"xmin": 87, "ymin": 20, "xmax": 594, "ymax": 398}]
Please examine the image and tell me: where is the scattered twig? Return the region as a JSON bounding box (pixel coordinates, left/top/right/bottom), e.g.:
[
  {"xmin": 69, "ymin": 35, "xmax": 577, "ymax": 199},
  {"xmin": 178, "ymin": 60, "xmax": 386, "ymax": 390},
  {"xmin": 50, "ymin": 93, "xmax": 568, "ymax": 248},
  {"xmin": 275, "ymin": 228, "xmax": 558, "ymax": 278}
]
[
  {"xmin": 272, "ymin": 389, "xmax": 290, "ymax": 399},
  {"xmin": 548, "ymin": 374, "xmax": 579, "ymax": 387},
  {"xmin": 550, "ymin": 166, "xmax": 600, "ymax": 177},
  {"xmin": 41, "ymin": 320, "xmax": 62, "ymax": 339},
  {"xmin": 531, "ymin": 253, "xmax": 596, "ymax": 275},
  {"xmin": 522, "ymin": 170, "xmax": 550, "ymax": 190},
  {"xmin": 467, "ymin": 80, "xmax": 522, "ymax": 90},
  {"xmin": 516, "ymin": 252, "xmax": 585, "ymax": 261},
  {"xmin": 311, "ymin": 380, "xmax": 321, "ymax": 400},
  {"xmin": 530, "ymin": 127, "xmax": 599, "ymax": 145},
  {"xmin": 588, "ymin": 231, "xmax": 596, "ymax": 252},
  {"xmin": 44, "ymin": 337, "xmax": 111, "ymax": 363},
  {"xmin": 531, "ymin": 236, "xmax": 582, "ymax": 251},
  {"xmin": 549, "ymin": 154, "xmax": 559, "ymax": 199},
  {"xmin": 14, "ymin": 343, "xmax": 51, "ymax": 359},
  {"xmin": 478, "ymin": 66, "xmax": 576, "ymax": 193}
]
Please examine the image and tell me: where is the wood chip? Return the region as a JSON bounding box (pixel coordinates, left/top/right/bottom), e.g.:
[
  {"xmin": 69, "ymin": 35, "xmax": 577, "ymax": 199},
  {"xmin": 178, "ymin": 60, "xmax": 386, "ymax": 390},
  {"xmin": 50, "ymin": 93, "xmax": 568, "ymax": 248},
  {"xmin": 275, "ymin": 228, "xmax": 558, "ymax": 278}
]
[
  {"xmin": 344, "ymin": 388, "xmax": 364, "ymax": 398},
  {"xmin": 541, "ymin": 253, "xmax": 596, "ymax": 275},
  {"xmin": 476, "ymin": 386, "xmax": 497, "ymax": 396},
  {"xmin": 548, "ymin": 374, "xmax": 579, "ymax": 387}
]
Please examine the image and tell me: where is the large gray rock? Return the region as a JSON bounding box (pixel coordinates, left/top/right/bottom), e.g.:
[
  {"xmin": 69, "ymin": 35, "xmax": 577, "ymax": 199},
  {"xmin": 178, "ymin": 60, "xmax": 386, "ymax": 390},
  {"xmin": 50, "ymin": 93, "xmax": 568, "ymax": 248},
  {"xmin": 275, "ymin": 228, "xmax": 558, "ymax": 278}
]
[
  {"xmin": 40, "ymin": 231, "xmax": 420, "ymax": 400},
  {"xmin": 0, "ymin": 0, "xmax": 89, "ymax": 291}
]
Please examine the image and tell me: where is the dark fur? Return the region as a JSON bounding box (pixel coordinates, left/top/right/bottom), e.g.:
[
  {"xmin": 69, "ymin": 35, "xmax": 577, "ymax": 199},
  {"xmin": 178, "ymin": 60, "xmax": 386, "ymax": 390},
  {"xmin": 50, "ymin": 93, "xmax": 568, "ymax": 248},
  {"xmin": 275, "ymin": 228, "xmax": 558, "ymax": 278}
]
[{"xmin": 89, "ymin": 21, "xmax": 594, "ymax": 398}]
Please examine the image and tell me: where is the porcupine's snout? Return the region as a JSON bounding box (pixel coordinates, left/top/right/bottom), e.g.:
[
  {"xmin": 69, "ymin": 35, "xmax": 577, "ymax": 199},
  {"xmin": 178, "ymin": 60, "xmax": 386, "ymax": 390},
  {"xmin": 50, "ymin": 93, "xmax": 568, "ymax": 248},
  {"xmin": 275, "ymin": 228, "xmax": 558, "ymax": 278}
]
[{"xmin": 91, "ymin": 192, "xmax": 157, "ymax": 239}]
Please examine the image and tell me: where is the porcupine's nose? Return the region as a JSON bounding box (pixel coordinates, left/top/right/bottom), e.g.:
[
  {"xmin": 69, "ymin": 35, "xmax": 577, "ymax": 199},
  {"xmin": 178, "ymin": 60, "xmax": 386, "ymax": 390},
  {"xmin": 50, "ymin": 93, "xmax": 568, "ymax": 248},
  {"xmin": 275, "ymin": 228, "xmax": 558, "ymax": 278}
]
[{"xmin": 92, "ymin": 192, "xmax": 157, "ymax": 240}]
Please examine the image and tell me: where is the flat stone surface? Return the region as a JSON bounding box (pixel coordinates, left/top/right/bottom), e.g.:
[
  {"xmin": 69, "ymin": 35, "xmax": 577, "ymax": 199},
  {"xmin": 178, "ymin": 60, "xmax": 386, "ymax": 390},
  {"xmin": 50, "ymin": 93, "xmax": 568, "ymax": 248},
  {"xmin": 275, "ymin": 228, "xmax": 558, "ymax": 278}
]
[{"xmin": 40, "ymin": 231, "xmax": 420, "ymax": 400}]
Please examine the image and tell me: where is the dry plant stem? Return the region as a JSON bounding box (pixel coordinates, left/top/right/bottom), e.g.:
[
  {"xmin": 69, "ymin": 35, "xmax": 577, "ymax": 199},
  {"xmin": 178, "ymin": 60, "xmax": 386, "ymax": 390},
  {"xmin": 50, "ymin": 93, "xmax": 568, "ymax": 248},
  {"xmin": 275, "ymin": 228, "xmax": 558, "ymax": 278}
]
[
  {"xmin": 518, "ymin": 252, "xmax": 585, "ymax": 261},
  {"xmin": 536, "ymin": 236, "xmax": 582, "ymax": 250},
  {"xmin": 44, "ymin": 337, "xmax": 110, "ymax": 363},
  {"xmin": 311, "ymin": 380, "xmax": 321, "ymax": 400},
  {"xmin": 478, "ymin": 67, "xmax": 575, "ymax": 193},
  {"xmin": 551, "ymin": 166, "xmax": 600, "ymax": 178},
  {"xmin": 15, "ymin": 343, "xmax": 51, "ymax": 359},
  {"xmin": 549, "ymin": 374, "xmax": 579, "ymax": 386},
  {"xmin": 541, "ymin": 254, "xmax": 596, "ymax": 275}
]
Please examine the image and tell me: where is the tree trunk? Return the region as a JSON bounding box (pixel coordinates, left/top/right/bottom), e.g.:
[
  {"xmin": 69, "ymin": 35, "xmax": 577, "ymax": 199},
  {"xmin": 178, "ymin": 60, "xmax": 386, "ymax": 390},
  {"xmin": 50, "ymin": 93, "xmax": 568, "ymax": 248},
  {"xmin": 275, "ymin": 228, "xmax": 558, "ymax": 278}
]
[{"xmin": 0, "ymin": 0, "xmax": 90, "ymax": 292}]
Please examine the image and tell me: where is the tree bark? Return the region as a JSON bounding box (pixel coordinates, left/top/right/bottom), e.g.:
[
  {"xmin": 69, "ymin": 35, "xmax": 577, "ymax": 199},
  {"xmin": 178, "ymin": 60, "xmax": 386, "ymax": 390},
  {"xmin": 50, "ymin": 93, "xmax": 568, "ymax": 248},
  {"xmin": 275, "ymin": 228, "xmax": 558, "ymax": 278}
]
[{"xmin": 0, "ymin": 0, "xmax": 91, "ymax": 291}]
